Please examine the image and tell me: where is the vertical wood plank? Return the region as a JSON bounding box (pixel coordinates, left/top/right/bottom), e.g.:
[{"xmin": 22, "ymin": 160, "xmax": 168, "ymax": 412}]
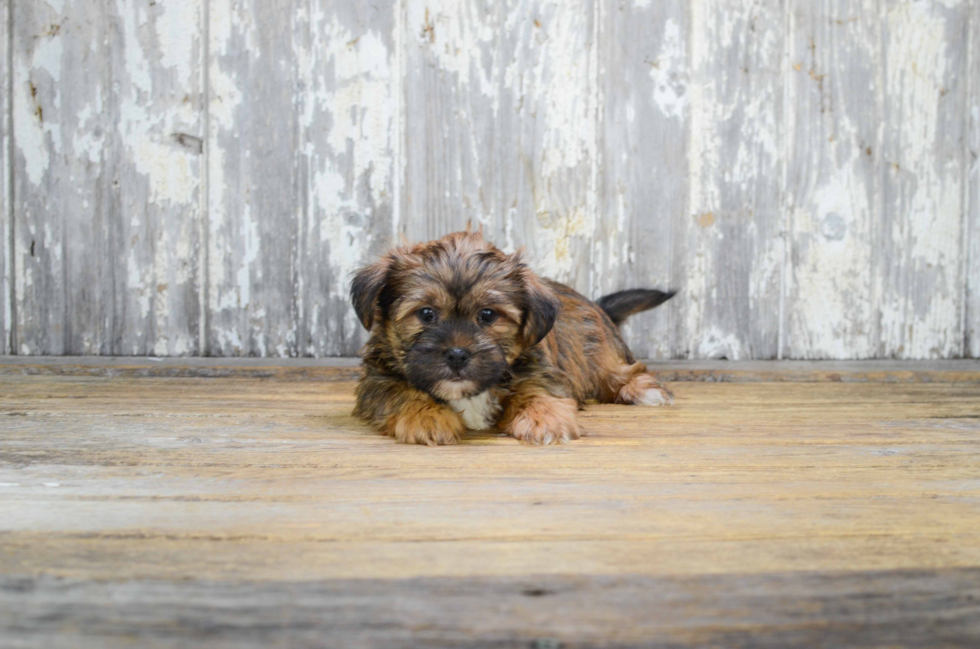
[
  {"xmin": 783, "ymin": 0, "xmax": 880, "ymax": 359},
  {"xmin": 300, "ymin": 1, "xmax": 396, "ymax": 356},
  {"xmin": 677, "ymin": 0, "xmax": 786, "ymax": 360},
  {"xmin": 1, "ymin": 0, "xmax": 9, "ymax": 354},
  {"xmin": 12, "ymin": 0, "xmax": 109, "ymax": 354},
  {"xmin": 208, "ymin": 0, "xmax": 396, "ymax": 357},
  {"xmin": 401, "ymin": 0, "xmax": 597, "ymax": 293},
  {"xmin": 107, "ymin": 0, "xmax": 204, "ymax": 355},
  {"xmin": 207, "ymin": 0, "xmax": 302, "ymax": 356},
  {"xmin": 967, "ymin": 0, "xmax": 979, "ymax": 359},
  {"xmin": 400, "ymin": 0, "xmax": 498, "ymax": 242},
  {"xmin": 12, "ymin": 0, "xmax": 202, "ymax": 356},
  {"xmin": 595, "ymin": 0, "xmax": 688, "ymax": 359},
  {"xmin": 878, "ymin": 0, "xmax": 970, "ymax": 358}
]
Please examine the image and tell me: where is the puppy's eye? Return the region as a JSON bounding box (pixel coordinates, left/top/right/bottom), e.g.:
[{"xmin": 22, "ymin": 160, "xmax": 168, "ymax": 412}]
[
  {"xmin": 418, "ymin": 307, "xmax": 437, "ymax": 324},
  {"xmin": 478, "ymin": 308, "xmax": 498, "ymax": 325}
]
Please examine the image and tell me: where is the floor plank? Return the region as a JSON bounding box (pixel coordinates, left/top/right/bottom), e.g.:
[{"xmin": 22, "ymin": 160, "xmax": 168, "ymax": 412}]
[{"xmin": 1, "ymin": 371, "xmax": 979, "ymax": 645}]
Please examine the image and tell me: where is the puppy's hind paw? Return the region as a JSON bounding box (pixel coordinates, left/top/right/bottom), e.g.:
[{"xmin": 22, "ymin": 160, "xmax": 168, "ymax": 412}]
[
  {"xmin": 617, "ymin": 374, "xmax": 674, "ymax": 407},
  {"xmin": 506, "ymin": 396, "xmax": 581, "ymax": 446}
]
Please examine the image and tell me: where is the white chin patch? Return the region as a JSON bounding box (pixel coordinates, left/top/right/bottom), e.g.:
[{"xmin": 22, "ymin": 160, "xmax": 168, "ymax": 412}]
[
  {"xmin": 448, "ymin": 391, "xmax": 501, "ymax": 431},
  {"xmin": 434, "ymin": 380, "xmax": 478, "ymax": 401}
]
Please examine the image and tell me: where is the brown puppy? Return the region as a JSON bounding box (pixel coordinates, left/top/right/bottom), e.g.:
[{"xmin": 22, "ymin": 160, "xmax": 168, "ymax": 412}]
[{"xmin": 350, "ymin": 231, "xmax": 675, "ymax": 446}]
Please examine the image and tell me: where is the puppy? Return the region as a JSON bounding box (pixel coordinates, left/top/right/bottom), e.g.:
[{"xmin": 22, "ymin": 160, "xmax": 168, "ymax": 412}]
[{"xmin": 350, "ymin": 231, "xmax": 675, "ymax": 446}]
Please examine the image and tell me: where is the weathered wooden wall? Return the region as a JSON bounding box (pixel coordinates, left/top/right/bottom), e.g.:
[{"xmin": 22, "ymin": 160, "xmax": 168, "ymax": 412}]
[{"xmin": 5, "ymin": 0, "xmax": 979, "ymax": 359}]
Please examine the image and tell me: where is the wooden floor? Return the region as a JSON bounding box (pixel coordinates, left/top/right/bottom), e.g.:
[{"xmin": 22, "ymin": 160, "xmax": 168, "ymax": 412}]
[{"xmin": 2, "ymin": 360, "xmax": 980, "ymax": 647}]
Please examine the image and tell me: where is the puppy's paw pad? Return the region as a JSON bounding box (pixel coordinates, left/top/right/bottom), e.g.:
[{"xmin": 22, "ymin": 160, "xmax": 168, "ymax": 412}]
[
  {"xmin": 506, "ymin": 397, "xmax": 580, "ymax": 446},
  {"xmin": 388, "ymin": 406, "xmax": 464, "ymax": 446}
]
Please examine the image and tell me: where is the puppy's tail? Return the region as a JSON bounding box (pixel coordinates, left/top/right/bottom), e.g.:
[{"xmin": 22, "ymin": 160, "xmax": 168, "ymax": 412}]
[{"xmin": 597, "ymin": 289, "xmax": 676, "ymax": 326}]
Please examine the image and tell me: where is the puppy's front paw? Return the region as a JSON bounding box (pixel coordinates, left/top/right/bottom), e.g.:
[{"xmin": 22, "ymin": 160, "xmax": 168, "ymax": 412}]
[
  {"xmin": 386, "ymin": 402, "xmax": 465, "ymax": 446},
  {"xmin": 616, "ymin": 373, "xmax": 674, "ymax": 407},
  {"xmin": 506, "ymin": 396, "xmax": 580, "ymax": 445}
]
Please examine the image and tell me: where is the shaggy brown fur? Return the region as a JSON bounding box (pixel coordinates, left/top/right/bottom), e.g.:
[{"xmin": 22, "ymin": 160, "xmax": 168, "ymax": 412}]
[{"xmin": 351, "ymin": 231, "xmax": 674, "ymax": 446}]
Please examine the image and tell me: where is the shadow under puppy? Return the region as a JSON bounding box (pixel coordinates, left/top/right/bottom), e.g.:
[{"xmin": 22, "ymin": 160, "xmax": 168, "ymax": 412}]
[{"xmin": 351, "ymin": 231, "xmax": 675, "ymax": 446}]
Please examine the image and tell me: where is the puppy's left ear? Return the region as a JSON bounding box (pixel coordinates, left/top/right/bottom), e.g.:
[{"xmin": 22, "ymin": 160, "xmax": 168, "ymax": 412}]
[
  {"xmin": 350, "ymin": 258, "xmax": 392, "ymax": 330},
  {"xmin": 520, "ymin": 269, "xmax": 561, "ymax": 347}
]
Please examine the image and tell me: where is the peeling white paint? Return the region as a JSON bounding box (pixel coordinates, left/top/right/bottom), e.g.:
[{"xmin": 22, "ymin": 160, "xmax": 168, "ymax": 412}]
[
  {"xmin": 697, "ymin": 327, "xmax": 744, "ymax": 360},
  {"xmin": 407, "ymin": 0, "xmax": 496, "ymax": 97},
  {"xmin": 879, "ymin": 0, "xmax": 964, "ymax": 358},
  {"xmin": 650, "ymin": 19, "xmax": 687, "ymax": 120},
  {"xmin": 155, "ymin": 0, "xmax": 197, "ymax": 85},
  {"xmin": 300, "ymin": 7, "xmax": 396, "ymax": 348}
]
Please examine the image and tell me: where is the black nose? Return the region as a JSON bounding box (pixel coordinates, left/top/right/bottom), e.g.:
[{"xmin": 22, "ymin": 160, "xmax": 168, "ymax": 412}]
[{"xmin": 445, "ymin": 348, "xmax": 471, "ymax": 372}]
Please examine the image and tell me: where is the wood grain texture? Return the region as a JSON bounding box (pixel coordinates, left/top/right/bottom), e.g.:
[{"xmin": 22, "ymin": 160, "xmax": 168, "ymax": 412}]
[
  {"xmin": 595, "ymin": 0, "xmax": 686, "ymax": 360},
  {"xmin": 206, "ymin": 0, "xmax": 302, "ymax": 356},
  {"xmin": 6, "ymin": 2, "xmax": 979, "ymax": 360},
  {"xmin": 784, "ymin": 0, "xmax": 880, "ymax": 359},
  {"xmin": 968, "ymin": 0, "xmax": 979, "ymax": 359},
  {"xmin": 4, "ymin": 356, "xmax": 980, "ymax": 383},
  {"xmin": 878, "ymin": 0, "xmax": 970, "ymax": 359},
  {"xmin": 678, "ymin": 0, "xmax": 786, "ymax": 361},
  {"xmin": 1, "ymin": 0, "xmax": 9, "ymax": 355},
  {"xmin": 12, "ymin": 0, "xmax": 203, "ymax": 356},
  {"xmin": 207, "ymin": 0, "xmax": 395, "ymax": 357},
  {"xmin": 299, "ymin": 1, "xmax": 396, "ymax": 356},
  {"xmin": 12, "ymin": 0, "xmax": 109, "ymax": 355},
  {"xmin": 0, "ymin": 372, "xmax": 979, "ymax": 645},
  {"xmin": 107, "ymin": 0, "xmax": 204, "ymax": 356},
  {"xmin": 2, "ymin": 570, "xmax": 979, "ymax": 648},
  {"xmin": 401, "ymin": 0, "xmax": 598, "ymax": 294}
]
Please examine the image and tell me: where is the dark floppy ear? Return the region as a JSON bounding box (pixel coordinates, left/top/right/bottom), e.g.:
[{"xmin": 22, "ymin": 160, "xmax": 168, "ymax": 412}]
[
  {"xmin": 520, "ymin": 268, "xmax": 560, "ymax": 347},
  {"xmin": 350, "ymin": 258, "xmax": 392, "ymax": 330}
]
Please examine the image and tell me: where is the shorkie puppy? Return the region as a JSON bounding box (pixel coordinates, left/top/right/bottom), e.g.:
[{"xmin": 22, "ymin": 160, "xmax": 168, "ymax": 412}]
[{"xmin": 350, "ymin": 231, "xmax": 675, "ymax": 446}]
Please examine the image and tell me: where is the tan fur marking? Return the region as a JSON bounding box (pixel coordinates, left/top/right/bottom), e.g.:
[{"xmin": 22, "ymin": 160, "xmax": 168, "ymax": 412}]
[
  {"xmin": 501, "ymin": 391, "xmax": 581, "ymax": 446},
  {"xmin": 384, "ymin": 398, "xmax": 465, "ymax": 446}
]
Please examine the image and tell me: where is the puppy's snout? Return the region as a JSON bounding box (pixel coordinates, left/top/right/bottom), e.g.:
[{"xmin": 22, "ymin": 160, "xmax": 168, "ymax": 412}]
[{"xmin": 445, "ymin": 348, "xmax": 471, "ymax": 372}]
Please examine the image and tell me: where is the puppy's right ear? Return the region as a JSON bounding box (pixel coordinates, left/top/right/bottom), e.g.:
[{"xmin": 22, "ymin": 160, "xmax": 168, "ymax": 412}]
[{"xmin": 350, "ymin": 258, "xmax": 391, "ymax": 330}]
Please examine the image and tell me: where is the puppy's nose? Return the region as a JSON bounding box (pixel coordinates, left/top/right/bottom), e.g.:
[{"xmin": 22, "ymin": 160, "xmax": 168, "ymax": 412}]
[{"xmin": 445, "ymin": 348, "xmax": 471, "ymax": 372}]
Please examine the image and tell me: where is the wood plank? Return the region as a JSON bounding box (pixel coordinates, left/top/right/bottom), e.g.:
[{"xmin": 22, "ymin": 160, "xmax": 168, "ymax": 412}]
[
  {"xmin": 784, "ymin": 0, "xmax": 879, "ymax": 359},
  {"xmin": 106, "ymin": 0, "xmax": 204, "ymax": 355},
  {"xmin": 299, "ymin": 0, "xmax": 396, "ymax": 356},
  {"xmin": 207, "ymin": 0, "xmax": 396, "ymax": 357},
  {"xmin": 1, "ymin": 378, "xmax": 978, "ymax": 579},
  {"xmin": 878, "ymin": 0, "xmax": 971, "ymax": 358},
  {"xmin": 1, "ymin": 375, "xmax": 979, "ymax": 646},
  {"xmin": 12, "ymin": 0, "xmax": 109, "ymax": 354},
  {"xmin": 2, "ymin": 569, "xmax": 978, "ymax": 648},
  {"xmin": 595, "ymin": 0, "xmax": 686, "ymax": 359},
  {"xmin": 1, "ymin": 0, "xmax": 9, "ymax": 355},
  {"xmin": 401, "ymin": 0, "xmax": 598, "ymax": 293},
  {"xmin": 206, "ymin": 0, "xmax": 302, "ymax": 356},
  {"xmin": 678, "ymin": 0, "xmax": 786, "ymax": 360},
  {"xmin": 968, "ymin": 0, "xmax": 979, "ymax": 359},
  {"xmin": 3, "ymin": 357, "xmax": 980, "ymax": 383},
  {"xmin": 11, "ymin": 0, "xmax": 203, "ymax": 356}
]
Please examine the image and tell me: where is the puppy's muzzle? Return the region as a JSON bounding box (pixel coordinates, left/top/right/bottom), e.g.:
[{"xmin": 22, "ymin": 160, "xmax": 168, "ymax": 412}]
[{"xmin": 445, "ymin": 348, "xmax": 471, "ymax": 372}]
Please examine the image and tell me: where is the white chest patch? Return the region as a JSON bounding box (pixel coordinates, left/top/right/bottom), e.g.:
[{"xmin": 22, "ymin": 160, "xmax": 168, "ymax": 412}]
[{"xmin": 448, "ymin": 392, "xmax": 501, "ymax": 431}]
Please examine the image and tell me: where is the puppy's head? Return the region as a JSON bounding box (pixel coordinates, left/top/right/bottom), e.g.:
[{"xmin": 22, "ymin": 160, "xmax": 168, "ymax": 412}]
[{"xmin": 351, "ymin": 232, "xmax": 559, "ymax": 401}]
